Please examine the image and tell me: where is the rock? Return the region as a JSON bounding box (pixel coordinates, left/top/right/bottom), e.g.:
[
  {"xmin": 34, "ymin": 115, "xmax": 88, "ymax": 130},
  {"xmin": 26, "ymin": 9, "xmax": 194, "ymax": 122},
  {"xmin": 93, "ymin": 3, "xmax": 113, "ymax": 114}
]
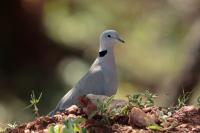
[
  {"xmin": 112, "ymin": 124, "xmax": 151, "ymax": 133},
  {"xmin": 53, "ymin": 114, "xmax": 63, "ymax": 121},
  {"xmin": 167, "ymin": 117, "xmax": 175, "ymax": 123},
  {"xmin": 192, "ymin": 125, "xmax": 200, "ymax": 132},
  {"xmin": 66, "ymin": 114, "xmax": 77, "ymax": 119},
  {"xmin": 178, "ymin": 124, "xmax": 188, "ymax": 128},
  {"xmin": 182, "ymin": 105, "xmax": 195, "ymax": 112},
  {"xmin": 143, "ymin": 107, "xmax": 152, "ymax": 113},
  {"xmin": 129, "ymin": 107, "xmax": 156, "ymax": 128},
  {"xmin": 26, "ymin": 123, "xmax": 33, "ymax": 129},
  {"xmin": 65, "ymin": 105, "xmax": 79, "ymax": 114},
  {"xmin": 84, "ymin": 102, "xmax": 97, "ymax": 116},
  {"xmin": 83, "ymin": 119, "xmax": 111, "ymax": 133},
  {"xmin": 173, "ymin": 105, "xmax": 200, "ymax": 124},
  {"xmin": 24, "ymin": 129, "xmax": 30, "ymax": 133},
  {"xmin": 43, "ymin": 129, "xmax": 48, "ymax": 133}
]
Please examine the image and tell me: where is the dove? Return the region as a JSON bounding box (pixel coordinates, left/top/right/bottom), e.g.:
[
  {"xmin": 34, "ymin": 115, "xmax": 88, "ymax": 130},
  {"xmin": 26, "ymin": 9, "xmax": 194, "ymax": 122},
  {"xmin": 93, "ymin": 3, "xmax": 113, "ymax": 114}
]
[{"xmin": 49, "ymin": 30, "xmax": 124, "ymax": 116}]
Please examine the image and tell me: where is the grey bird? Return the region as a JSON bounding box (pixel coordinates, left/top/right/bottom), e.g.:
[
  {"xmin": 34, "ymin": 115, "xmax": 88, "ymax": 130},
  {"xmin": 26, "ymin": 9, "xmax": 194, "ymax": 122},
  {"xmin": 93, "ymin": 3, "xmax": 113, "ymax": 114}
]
[{"xmin": 49, "ymin": 30, "xmax": 124, "ymax": 116}]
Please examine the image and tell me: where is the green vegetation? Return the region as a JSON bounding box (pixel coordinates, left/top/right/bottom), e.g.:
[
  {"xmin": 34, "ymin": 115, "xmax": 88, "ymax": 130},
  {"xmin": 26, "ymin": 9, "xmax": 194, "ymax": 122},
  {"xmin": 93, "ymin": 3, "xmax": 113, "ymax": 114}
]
[
  {"xmin": 88, "ymin": 96, "xmax": 114, "ymax": 124},
  {"xmin": 88, "ymin": 90, "xmax": 157, "ymax": 122},
  {"xmin": 127, "ymin": 90, "xmax": 157, "ymax": 108},
  {"xmin": 7, "ymin": 122, "xmax": 18, "ymax": 129},
  {"xmin": 48, "ymin": 117, "xmax": 87, "ymax": 133},
  {"xmin": 0, "ymin": 122, "xmax": 18, "ymax": 133},
  {"xmin": 197, "ymin": 96, "xmax": 200, "ymax": 106},
  {"xmin": 6, "ymin": 90, "xmax": 200, "ymax": 132},
  {"xmin": 88, "ymin": 90, "xmax": 157, "ymax": 124},
  {"xmin": 110, "ymin": 103, "xmax": 130, "ymax": 116},
  {"xmin": 24, "ymin": 91, "xmax": 42, "ymax": 117},
  {"xmin": 147, "ymin": 124, "xmax": 162, "ymax": 131},
  {"xmin": 110, "ymin": 90, "xmax": 157, "ymax": 116},
  {"xmin": 177, "ymin": 90, "xmax": 191, "ymax": 108}
]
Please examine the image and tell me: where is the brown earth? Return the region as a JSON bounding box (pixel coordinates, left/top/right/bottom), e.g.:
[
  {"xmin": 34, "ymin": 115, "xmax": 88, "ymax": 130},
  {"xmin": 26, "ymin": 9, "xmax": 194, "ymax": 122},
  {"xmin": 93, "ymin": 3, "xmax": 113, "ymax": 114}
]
[{"xmin": 5, "ymin": 99, "xmax": 200, "ymax": 133}]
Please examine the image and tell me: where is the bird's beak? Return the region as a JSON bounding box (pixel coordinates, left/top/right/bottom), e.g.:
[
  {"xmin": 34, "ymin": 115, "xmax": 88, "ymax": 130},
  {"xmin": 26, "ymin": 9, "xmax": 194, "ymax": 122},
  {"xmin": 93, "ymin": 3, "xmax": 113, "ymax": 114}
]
[{"xmin": 117, "ymin": 37, "xmax": 125, "ymax": 43}]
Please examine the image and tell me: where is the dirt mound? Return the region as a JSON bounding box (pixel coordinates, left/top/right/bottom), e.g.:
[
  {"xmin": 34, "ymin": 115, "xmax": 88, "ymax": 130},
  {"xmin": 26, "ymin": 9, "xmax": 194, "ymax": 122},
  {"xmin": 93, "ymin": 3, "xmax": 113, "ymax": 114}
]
[{"xmin": 6, "ymin": 104, "xmax": 200, "ymax": 133}]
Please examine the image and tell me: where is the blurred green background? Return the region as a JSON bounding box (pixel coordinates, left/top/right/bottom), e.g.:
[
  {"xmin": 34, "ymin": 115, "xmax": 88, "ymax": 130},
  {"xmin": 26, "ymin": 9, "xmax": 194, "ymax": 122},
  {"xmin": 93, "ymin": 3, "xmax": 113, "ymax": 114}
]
[{"xmin": 1, "ymin": 0, "xmax": 200, "ymax": 125}]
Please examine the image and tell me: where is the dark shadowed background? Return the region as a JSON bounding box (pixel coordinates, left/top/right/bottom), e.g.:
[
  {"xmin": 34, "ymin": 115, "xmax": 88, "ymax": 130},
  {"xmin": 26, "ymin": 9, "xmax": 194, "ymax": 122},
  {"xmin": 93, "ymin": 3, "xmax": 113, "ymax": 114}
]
[{"xmin": 1, "ymin": 0, "xmax": 200, "ymax": 124}]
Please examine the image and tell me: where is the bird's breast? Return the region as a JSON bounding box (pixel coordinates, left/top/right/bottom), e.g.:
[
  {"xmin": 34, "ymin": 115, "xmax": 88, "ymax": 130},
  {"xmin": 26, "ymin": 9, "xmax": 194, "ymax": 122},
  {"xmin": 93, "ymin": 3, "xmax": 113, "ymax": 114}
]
[{"xmin": 103, "ymin": 67, "xmax": 118, "ymax": 96}]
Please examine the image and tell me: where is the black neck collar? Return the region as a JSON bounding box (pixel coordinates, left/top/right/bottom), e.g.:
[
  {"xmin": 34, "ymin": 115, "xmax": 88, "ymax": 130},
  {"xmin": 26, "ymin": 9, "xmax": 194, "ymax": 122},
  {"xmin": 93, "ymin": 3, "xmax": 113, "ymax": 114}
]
[{"xmin": 99, "ymin": 50, "xmax": 107, "ymax": 57}]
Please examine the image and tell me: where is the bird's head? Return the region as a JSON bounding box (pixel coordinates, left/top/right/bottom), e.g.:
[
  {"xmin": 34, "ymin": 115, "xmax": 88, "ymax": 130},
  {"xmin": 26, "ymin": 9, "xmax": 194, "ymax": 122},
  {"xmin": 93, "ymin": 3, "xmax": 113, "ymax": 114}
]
[{"xmin": 99, "ymin": 30, "xmax": 124, "ymax": 51}]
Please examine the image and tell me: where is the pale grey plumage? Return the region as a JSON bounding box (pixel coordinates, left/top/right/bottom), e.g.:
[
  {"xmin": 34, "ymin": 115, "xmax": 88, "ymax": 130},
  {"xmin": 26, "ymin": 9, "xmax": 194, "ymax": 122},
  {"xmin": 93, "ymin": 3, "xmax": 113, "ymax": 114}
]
[{"xmin": 49, "ymin": 30, "xmax": 124, "ymax": 116}]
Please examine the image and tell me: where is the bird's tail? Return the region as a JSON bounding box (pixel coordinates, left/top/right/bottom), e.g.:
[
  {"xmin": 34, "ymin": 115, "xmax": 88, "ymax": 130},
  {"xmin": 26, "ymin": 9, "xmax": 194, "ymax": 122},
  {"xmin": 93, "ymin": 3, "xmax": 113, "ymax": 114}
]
[{"xmin": 48, "ymin": 108, "xmax": 57, "ymax": 117}]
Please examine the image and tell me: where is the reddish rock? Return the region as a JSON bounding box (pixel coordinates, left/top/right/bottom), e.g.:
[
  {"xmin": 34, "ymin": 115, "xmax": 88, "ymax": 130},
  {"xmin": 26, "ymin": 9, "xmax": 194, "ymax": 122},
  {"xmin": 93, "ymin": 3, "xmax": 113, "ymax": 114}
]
[
  {"xmin": 129, "ymin": 107, "xmax": 156, "ymax": 128},
  {"xmin": 65, "ymin": 105, "xmax": 79, "ymax": 114},
  {"xmin": 173, "ymin": 105, "xmax": 200, "ymax": 124}
]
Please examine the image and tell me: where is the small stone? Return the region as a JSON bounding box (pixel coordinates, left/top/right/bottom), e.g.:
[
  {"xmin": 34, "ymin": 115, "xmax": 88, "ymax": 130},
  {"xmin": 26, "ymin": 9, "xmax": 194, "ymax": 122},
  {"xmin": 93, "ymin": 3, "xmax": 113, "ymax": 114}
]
[
  {"xmin": 65, "ymin": 105, "xmax": 79, "ymax": 114},
  {"xmin": 24, "ymin": 129, "xmax": 30, "ymax": 133},
  {"xmin": 182, "ymin": 105, "xmax": 195, "ymax": 112},
  {"xmin": 161, "ymin": 122, "xmax": 170, "ymax": 128},
  {"xmin": 26, "ymin": 123, "xmax": 33, "ymax": 129},
  {"xmin": 129, "ymin": 107, "xmax": 155, "ymax": 128},
  {"xmin": 178, "ymin": 124, "xmax": 188, "ymax": 128},
  {"xmin": 143, "ymin": 107, "xmax": 152, "ymax": 113},
  {"xmin": 85, "ymin": 102, "xmax": 97, "ymax": 115},
  {"xmin": 192, "ymin": 126, "xmax": 200, "ymax": 132},
  {"xmin": 43, "ymin": 129, "xmax": 48, "ymax": 133},
  {"xmin": 54, "ymin": 114, "xmax": 63, "ymax": 121},
  {"xmin": 66, "ymin": 114, "xmax": 77, "ymax": 119},
  {"xmin": 167, "ymin": 117, "xmax": 174, "ymax": 123}
]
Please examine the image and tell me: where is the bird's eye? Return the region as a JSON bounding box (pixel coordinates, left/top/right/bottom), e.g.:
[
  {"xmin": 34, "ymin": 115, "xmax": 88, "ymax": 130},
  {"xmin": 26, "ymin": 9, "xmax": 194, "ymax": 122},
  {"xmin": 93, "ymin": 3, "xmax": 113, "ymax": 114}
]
[{"xmin": 107, "ymin": 35, "xmax": 111, "ymax": 38}]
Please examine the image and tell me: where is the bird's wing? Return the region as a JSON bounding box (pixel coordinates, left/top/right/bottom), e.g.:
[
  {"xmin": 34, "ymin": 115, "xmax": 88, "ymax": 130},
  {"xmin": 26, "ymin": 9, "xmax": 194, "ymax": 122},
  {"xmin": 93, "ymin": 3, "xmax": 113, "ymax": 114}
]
[
  {"xmin": 76, "ymin": 67, "xmax": 106, "ymax": 95},
  {"xmin": 56, "ymin": 67, "xmax": 106, "ymax": 111}
]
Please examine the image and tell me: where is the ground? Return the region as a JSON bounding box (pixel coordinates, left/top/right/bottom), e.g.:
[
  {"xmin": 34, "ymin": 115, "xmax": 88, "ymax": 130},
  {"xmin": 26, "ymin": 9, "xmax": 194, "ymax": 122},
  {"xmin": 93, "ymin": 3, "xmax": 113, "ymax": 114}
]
[{"xmin": 5, "ymin": 95, "xmax": 200, "ymax": 133}]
